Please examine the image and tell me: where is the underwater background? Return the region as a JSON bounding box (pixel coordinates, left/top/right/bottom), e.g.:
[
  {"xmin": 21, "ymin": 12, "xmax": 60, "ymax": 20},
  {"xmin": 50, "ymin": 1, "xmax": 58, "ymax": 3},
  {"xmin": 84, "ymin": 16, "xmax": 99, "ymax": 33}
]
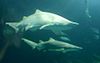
[{"xmin": 0, "ymin": 0, "xmax": 100, "ymax": 63}]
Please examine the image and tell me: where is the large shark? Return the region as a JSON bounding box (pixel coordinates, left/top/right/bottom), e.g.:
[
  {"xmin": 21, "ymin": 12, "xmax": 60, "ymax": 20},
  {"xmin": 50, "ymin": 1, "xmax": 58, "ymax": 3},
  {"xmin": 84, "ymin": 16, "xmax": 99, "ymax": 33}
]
[
  {"xmin": 6, "ymin": 9, "xmax": 79, "ymax": 35},
  {"xmin": 22, "ymin": 38, "xmax": 82, "ymax": 53}
]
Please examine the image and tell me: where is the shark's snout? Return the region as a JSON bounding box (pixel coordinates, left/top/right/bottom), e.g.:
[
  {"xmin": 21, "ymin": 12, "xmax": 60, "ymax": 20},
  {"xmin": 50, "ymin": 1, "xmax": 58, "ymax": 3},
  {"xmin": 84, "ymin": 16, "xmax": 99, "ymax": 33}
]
[
  {"xmin": 66, "ymin": 47, "xmax": 82, "ymax": 52},
  {"xmin": 72, "ymin": 22, "xmax": 79, "ymax": 25},
  {"xmin": 61, "ymin": 21, "xmax": 79, "ymax": 30},
  {"xmin": 74, "ymin": 46, "xmax": 83, "ymax": 50},
  {"xmin": 66, "ymin": 21, "xmax": 79, "ymax": 28},
  {"xmin": 70, "ymin": 21, "xmax": 79, "ymax": 26},
  {"xmin": 71, "ymin": 44, "xmax": 82, "ymax": 49}
]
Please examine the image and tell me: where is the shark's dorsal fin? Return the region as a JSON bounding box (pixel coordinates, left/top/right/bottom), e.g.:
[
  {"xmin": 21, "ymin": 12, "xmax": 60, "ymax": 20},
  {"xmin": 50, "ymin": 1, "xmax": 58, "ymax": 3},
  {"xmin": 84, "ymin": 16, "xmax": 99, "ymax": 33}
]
[
  {"xmin": 23, "ymin": 16, "xmax": 27, "ymax": 19},
  {"xmin": 35, "ymin": 9, "xmax": 42, "ymax": 14},
  {"xmin": 39, "ymin": 40, "xmax": 44, "ymax": 43},
  {"xmin": 48, "ymin": 38, "xmax": 56, "ymax": 42}
]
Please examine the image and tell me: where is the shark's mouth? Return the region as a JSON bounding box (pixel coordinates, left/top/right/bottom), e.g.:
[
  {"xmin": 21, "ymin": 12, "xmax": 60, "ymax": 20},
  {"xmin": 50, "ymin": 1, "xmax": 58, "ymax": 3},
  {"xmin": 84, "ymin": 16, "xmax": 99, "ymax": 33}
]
[
  {"xmin": 65, "ymin": 48, "xmax": 81, "ymax": 52},
  {"xmin": 50, "ymin": 25, "xmax": 76, "ymax": 30}
]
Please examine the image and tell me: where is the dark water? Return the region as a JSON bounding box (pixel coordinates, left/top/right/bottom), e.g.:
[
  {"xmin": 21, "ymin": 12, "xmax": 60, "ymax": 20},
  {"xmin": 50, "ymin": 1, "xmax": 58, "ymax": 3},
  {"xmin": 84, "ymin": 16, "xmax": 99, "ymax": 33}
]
[{"xmin": 0, "ymin": 0, "xmax": 100, "ymax": 63}]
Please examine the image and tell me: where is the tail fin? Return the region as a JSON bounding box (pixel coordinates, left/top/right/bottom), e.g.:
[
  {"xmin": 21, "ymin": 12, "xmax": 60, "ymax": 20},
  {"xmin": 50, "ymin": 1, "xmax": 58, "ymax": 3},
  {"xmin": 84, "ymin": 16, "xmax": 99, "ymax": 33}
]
[
  {"xmin": 22, "ymin": 38, "xmax": 38, "ymax": 49},
  {"xmin": 6, "ymin": 22, "xmax": 19, "ymax": 32}
]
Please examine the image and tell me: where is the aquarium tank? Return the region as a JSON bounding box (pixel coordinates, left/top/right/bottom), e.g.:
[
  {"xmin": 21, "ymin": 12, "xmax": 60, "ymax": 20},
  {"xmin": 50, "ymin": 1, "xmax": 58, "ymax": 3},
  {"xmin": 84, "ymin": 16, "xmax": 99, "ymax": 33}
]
[{"xmin": 0, "ymin": 0, "xmax": 100, "ymax": 63}]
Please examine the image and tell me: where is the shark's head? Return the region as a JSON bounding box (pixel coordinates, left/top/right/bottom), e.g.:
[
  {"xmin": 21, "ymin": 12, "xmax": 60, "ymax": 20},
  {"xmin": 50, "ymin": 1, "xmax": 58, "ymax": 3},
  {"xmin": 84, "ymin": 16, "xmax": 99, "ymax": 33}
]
[
  {"xmin": 35, "ymin": 9, "xmax": 79, "ymax": 31},
  {"xmin": 46, "ymin": 38, "xmax": 82, "ymax": 53},
  {"xmin": 63, "ymin": 44, "xmax": 83, "ymax": 53},
  {"xmin": 51, "ymin": 16, "xmax": 79, "ymax": 30},
  {"xmin": 49, "ymin": 20, "xmax": 79, "ymax": 31}
]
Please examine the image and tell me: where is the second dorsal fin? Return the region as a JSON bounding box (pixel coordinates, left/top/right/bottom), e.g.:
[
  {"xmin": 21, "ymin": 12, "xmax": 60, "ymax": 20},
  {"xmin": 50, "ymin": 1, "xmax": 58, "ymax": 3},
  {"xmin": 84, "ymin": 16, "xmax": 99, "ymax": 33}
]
[
  {"xmin": 39, "ymin": 40, "xmax": 44, "ymax": 43},
  {"xmin": 35, "ymin": 9, "xmax": 42, "ymax": 14},
  {"xmin": 48, "ymin": 38, "xmax": 56, "ymax": 42}
]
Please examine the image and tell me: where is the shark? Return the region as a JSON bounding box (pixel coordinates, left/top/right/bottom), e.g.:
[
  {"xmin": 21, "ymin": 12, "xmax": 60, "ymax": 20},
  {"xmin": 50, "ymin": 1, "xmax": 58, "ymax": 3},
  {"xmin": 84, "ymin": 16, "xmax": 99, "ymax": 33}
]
[
  {"xmin": 22, "ymin": 38, "xmax": 82, "ymax": 53},
  {"xmin": 6, "ymin": 9, "xmax": 79, "ymax": 35}
]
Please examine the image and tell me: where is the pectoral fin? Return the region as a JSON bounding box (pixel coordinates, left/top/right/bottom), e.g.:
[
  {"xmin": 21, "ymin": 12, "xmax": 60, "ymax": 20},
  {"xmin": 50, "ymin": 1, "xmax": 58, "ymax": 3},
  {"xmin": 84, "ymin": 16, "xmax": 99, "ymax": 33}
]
[
  {"xmin": 39, "ymin": 24, "xmax": 54, "ymax": 30},
  {"xmin": 25, "ymin": 25, "xmax": 34, "ymax": 31}
]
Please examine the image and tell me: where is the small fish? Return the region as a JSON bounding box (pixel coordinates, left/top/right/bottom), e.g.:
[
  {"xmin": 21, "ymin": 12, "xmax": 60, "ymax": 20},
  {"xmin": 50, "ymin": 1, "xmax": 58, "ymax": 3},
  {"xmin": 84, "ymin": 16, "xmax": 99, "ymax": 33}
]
[
  {"xmin": 85, "ymin": 0, "xmax": 92, "ymax": 19},
  {"xmin": 93, "ymin": 35, "xmax": 99, "ymax": 40},
  {"xmin": 22, "ymin": 38, "xmax": 82, "ymax": 53},
  {"xmin": 91, "ymin": 28, "xmax": 100, "ymax": 40},
  {"xmin": 91, "ymin": 28, "xmax": 99, "ymax": 34},
  {"xmin": 6, "ymin": 9, "xmax": 79, "ymax": 36},
  {"xmin": 59, "ymin": 36, "xmax": 71, "ymax": 41}
]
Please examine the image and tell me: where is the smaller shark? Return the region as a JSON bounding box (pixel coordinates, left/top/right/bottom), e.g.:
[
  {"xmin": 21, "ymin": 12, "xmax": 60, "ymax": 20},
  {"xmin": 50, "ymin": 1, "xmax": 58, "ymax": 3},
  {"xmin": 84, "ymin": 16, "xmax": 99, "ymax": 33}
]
[
  {"xmin": 22, "ymin": 38, "xmax": 82, "ymax": 53},
  {"xmin": 6, "ymin": 9, "xmax": 79, "ymax": 35}
]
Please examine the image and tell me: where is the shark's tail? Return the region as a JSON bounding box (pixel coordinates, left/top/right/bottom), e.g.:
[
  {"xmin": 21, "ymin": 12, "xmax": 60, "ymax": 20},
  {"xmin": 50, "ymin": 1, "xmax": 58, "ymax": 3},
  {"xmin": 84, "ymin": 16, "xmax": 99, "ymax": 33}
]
[
  {"xmin": 22, "ymin": 38, "xmax": 38, "ymax": 49},
  {"xmin": 6, "ymin": 22, "xmax": 19, "ymax": 32}
]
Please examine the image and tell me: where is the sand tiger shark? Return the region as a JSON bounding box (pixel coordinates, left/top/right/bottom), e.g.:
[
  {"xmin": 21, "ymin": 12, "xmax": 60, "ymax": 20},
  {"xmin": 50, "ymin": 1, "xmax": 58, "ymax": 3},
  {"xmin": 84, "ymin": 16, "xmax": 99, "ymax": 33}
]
[
  {"xmin": 22, "ymin": 38, "xmax": 82, "ymax": 53},
  {"xmin": 6, "ymin": 9, "xmax": 79, "ymax": 35}
]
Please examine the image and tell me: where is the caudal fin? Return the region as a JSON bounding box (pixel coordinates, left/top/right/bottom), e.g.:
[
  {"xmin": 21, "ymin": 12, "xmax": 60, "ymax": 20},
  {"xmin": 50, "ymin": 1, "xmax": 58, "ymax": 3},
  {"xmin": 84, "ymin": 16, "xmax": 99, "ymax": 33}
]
[
  {"xmin": 22, "ymin": 38, "xmax": 38, "ymax": 49},
  {"xmin": 6, "ymin": 22, "xmax": 19, "ymax": 32}
]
